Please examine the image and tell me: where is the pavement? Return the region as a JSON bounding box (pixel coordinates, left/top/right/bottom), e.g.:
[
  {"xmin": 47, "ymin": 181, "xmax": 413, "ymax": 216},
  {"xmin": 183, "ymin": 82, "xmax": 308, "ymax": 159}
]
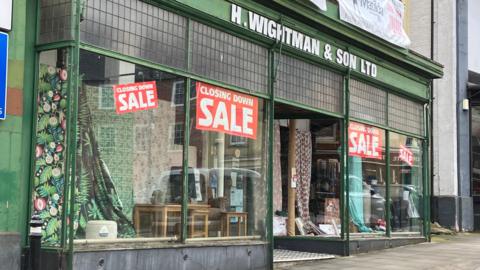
[{"xmin": 274, "ymin": 234, "xmax": 480, "ymax": 270}]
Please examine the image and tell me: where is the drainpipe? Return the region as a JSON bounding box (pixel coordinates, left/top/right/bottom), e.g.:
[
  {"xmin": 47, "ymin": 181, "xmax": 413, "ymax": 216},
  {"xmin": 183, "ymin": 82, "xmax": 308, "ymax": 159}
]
[{"xmin": 430, "ymin": 0, "xmax": 435, "ymax": 225}]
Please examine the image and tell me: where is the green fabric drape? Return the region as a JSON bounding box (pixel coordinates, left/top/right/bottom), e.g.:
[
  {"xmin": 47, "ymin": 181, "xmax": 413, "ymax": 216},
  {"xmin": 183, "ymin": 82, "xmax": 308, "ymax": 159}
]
[
  {"xmin": 74, "ymin": 85, "xmax": 135, "ymax": 238},
  {"xmin": 348, "ymin": 156, "xmax": 372, "ymax": 232}
]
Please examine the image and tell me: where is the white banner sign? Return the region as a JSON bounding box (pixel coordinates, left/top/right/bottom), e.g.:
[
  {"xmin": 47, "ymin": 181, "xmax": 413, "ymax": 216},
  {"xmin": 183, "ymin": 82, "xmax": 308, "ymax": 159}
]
[
  {"xmin": 310, "ymin": 0, "xmax": 327, "ymax": 11},
  {"xmin": 0, "ymin": 0, "xmax": 13, "ymax": 31},
  {"xmin": 338, "ymin": 0, "xmax": 410, "ymax": 48}
]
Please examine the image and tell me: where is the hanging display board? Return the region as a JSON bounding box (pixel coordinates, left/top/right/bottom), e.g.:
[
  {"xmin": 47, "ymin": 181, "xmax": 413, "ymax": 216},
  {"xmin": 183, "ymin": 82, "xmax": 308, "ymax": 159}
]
[
  {"xmin": 348, "ymin": 122, "xmax": 383, "ymax": 159},
  {"xmin": 0, "ymin": 32, "xmax": 8, "ymax": 120},
  {"xmin": 113, "ymin": 81, "xmax": 158, "ymax": 114},
  {"xmin": 195, "ymin": 82, "xmax": 258, "ymax": 139}
]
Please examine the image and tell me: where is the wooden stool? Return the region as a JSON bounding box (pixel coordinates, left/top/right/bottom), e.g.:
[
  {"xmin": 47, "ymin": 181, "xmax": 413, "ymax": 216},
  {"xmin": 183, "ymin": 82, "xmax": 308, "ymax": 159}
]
[
  {"xmin": 189, "ymin": 208, "xmax": 209, "ymax": 238},
  {"xmin": 220, "ymin": 212, "xmax": 247, "ymax": 237}
]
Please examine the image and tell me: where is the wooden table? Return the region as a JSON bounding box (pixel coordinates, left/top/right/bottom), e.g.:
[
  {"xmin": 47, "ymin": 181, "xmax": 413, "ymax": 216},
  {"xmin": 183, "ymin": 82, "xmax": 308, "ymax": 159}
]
[
  {"xmin": 133, "ymin": 204, "xmax": 210, "ymax": 238},
  {"xmin": 220, "ymin": 211, "xmax": 248, "ymax": 237}
]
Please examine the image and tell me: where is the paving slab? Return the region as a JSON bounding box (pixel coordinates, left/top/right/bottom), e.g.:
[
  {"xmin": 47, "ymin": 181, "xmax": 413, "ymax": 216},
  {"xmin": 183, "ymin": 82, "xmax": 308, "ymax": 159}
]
[{"xmin": 274, "ymin": 234, "xmax": 480, "ymax": 270}]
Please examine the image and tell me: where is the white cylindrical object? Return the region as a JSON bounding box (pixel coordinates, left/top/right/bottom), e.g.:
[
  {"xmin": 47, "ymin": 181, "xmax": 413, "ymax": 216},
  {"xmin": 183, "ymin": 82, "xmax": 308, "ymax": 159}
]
[
  {"xmin": 463, "ymin": 98, "xmax": 470, "ymax": 111},
  {"xmin": 85, "ymin": 220, "xmax": 118, "ymax": 239}
]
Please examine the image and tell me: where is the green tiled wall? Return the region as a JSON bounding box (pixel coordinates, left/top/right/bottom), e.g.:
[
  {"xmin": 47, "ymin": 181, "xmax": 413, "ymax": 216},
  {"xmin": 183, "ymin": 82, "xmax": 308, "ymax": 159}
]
[{"xmin": 0, "ymin": 0, "xmax": 34, "ymax": 240}]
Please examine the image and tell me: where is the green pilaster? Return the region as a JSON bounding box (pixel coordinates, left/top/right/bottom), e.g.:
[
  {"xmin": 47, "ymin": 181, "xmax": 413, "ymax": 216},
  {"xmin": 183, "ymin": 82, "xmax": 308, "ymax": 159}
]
[{"xmin": 0, "ymin": 0, "xmax": 37, "ymax": 247}]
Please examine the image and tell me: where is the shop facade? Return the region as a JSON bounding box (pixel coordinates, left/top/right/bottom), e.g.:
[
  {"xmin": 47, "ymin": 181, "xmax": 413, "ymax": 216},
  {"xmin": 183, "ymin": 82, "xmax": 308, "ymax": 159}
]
[{"xmin": 31, "ymin": 0, "xmax": 442, "ymax": 269}]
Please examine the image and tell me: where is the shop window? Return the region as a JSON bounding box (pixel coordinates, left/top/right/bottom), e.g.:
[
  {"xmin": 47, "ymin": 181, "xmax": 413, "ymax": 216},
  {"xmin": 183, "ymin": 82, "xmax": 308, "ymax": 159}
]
[
  {"xmin": 38, "ymin": 0, "xmax": 73, "ymax": 44},
  {"xmin": 187, "ymin": 81, "xmax": 268, "ymax": 239},
  {"xmin": 349, "ymin": 80, "xmax": 387, "ymax": 125},
  {"xmin": 272, "ymin": 103, "xmax": 342, "ymax": 238},
  {"xmin": 190, "ymin": 21, "xmax": 268, "ymax": 93},
  {"xmin": 348, "ymin": 122, "xmax": 387, "ymax": 235},
  {"xmin": 388, "ymin": 94, "xmax": 424, "ymax": 136},
  {"xmin": 75, "ymin": 50, "xmax": 186, "ymax": 240},
  {"xmin": 32, "ymin": 49, "xmax": 70, "ymax": 246},
  {"xmin": 389, "ymin": 133, "xmax": 423, "ymax": 234},
  {"xmin": 275, "ymin": 53, "xmax": 343, "ymax": 114},
  {"xmin": 80, "ymin": 0, "xmax": 187, "ymax": 69}
]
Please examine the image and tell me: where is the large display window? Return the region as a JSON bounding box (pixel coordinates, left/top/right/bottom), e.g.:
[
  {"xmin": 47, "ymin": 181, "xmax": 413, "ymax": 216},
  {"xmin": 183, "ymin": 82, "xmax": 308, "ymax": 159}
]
[
  {"xmin": 389, "ymin": 133, "xmax": 424, "ymax": 234},
  {"xmin": 74, "ymin": 50, "xmax": 187, "ymax": 239},
  {"xmin": 186, "ymin": 81, "xmax": 268, "ymax": 239},
  {"xmin": 271, "ymin": 103, "xmax": 342, "ymax": 238},
  {"xmin": 32, "ymin": 49, "xmax": 70, "ymax": 246},
  {"xmin": 348, "ymin": 122, "xmax": 386, "ymax": 234}
]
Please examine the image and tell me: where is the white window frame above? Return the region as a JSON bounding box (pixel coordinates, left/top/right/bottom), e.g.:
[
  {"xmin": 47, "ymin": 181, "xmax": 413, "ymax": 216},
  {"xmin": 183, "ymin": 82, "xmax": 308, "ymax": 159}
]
[{"xmin": 171, "ymin": 80, "xmax": 186, "ymax": 107}]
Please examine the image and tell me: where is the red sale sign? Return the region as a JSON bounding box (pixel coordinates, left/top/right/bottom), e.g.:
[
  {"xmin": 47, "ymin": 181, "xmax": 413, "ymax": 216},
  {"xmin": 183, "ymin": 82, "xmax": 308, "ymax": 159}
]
[
  {"xmin": 113, "ymin": 81, "xmax": 158, "ymax": 114},
  {"xmin": 195, "ymin": 82, "xmax": 258, "ymax": 139},
  {"xmin": 399, "ymin": 145, "xmax": 414, "ymax": 166},
  {"xmin": 348, "ymin": 122, "xmax": 383, "ymax": 160}
]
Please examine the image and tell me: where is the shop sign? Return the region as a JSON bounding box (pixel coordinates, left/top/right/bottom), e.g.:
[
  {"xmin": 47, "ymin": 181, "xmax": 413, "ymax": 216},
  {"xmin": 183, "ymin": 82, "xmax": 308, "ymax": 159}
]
[
  {"xmin": 0, "ymin": 0, "xmax": 12, "ymax": 32},
  {"xmin": 338, "ymin": 0, "xmax": 411, "ymax": 48},
  {"xmin": 398, "ymin": 145, "xmax": 413, "ymax": 166},
  {"xmin": 0, "ymin": 32, "xmax": 8, "ymax": 120},
  {"xmin": 348, "ymin": 122, "xmax": 382, "ymax": 159},
  {"xmin": 230, "ymin": 4, "xmax": 378, "ymax": 78},
  {"xmin": 196, "ymin": 82, "xmax": 258, "ymax": 139},
  {"xmin": 113, "ymin": 81, "xmax": 158, "ymax": 114}
]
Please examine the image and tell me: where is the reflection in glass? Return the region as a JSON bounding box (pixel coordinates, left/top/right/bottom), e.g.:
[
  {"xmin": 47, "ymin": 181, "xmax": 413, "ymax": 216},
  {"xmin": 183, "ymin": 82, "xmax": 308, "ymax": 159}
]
[
  {"xmin": 389, "ymin": 133, "xmax": 423, "ymax": 234},
  {"xmin": 75, "ymin": 50, "xmax": 185, "ymax": 239},
  {"xmin": 187, "ymin": 81, "xmax": 268, "ymax": 239},
  {"xmin": 348, "ymin": 122, "xmax": 386, "ymax": 234}
]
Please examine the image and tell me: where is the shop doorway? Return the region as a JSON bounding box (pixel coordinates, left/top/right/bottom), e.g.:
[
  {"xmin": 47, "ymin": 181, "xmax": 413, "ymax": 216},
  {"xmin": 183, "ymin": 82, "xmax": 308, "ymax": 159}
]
[{"xmin": 272, "ymin": 102, "xmax": 342, "ymax": 239}]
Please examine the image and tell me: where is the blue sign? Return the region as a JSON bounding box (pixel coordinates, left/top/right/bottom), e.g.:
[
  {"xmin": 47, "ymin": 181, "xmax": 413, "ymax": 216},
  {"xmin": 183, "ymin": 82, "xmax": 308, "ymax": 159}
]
[{"xmin": 0, "ymin": 32, "xmax": 8, "ymax": 120}]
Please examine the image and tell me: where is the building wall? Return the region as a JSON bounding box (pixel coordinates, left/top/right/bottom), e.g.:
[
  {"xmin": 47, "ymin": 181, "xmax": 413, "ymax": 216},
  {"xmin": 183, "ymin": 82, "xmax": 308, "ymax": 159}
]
[
  {"xmin": 404, "ymin": 0, "xmax": 432, "ymax": 57},
  {"xmin": 405, "ymin": 0, "xmax": 474, "ymax": 230},
  {"xmin": 432, "ymin": 0, "xmax": 458, "ymax": 198},
  {"xmin": 0, "ymin": 0, "xmax": 36, "ymax": 268},
  {"xmin": 406, "ymin": 0, "xmax": 459, "ymax": 197}
]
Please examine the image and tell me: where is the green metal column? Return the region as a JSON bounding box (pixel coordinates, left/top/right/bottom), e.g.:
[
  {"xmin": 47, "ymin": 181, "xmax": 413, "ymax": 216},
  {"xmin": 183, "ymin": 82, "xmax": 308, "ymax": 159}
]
[
  {"xmin": 423, "ymin": 91, "xmax": 431, "ymax": 240},
  {"xmin": 385, "ymin": 131, "xmax": 391, "ymax": 238},
  {"xmin": 181, "ymin": 16, "xmax": 193, "ymax": 243},
  {"xmin": 385, "ymin": 92, "xmax": 391, "ymax": 238},
  {"xmin": 66, "ymin": 0, "xmax": 82, "ymax": 269},
  {"xmin": 266, "ymin": 49, "xmax": 275, "ymax": 269},
  {"xmin": 343, "ymin": 71, "xmax": 350, "ymax": 255}
]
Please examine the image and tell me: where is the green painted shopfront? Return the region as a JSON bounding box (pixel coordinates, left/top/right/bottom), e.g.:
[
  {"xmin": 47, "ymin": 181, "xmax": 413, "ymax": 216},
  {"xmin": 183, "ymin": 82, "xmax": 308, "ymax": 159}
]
[{"xmin": 30, "ymin": 0, "xmax": 442, "ymax": 269}]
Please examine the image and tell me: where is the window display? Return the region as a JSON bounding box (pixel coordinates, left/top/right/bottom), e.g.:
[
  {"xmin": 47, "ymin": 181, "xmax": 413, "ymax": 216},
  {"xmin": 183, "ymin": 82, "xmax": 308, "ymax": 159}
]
[
  {"xmin": 32, "ymin": 49, "xmax": 69, "ymax": 246},
  {"xmin": 389, "ymin": 133, "xmax": 423, "ymax": 233},
  {"xmin": 187, "ymin": 81, "xmax": 268, "ymax": 238},
  {"xmin": 272, "ymin": 113, "xmax": 342, "ymax": 237},
  {"xmin": 75, "ymin": 50, "xmax": 186, "ymax": 239},
  {"xmin": 348, "ymin": 122, "xmax": 386, "ymax": 234}
]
